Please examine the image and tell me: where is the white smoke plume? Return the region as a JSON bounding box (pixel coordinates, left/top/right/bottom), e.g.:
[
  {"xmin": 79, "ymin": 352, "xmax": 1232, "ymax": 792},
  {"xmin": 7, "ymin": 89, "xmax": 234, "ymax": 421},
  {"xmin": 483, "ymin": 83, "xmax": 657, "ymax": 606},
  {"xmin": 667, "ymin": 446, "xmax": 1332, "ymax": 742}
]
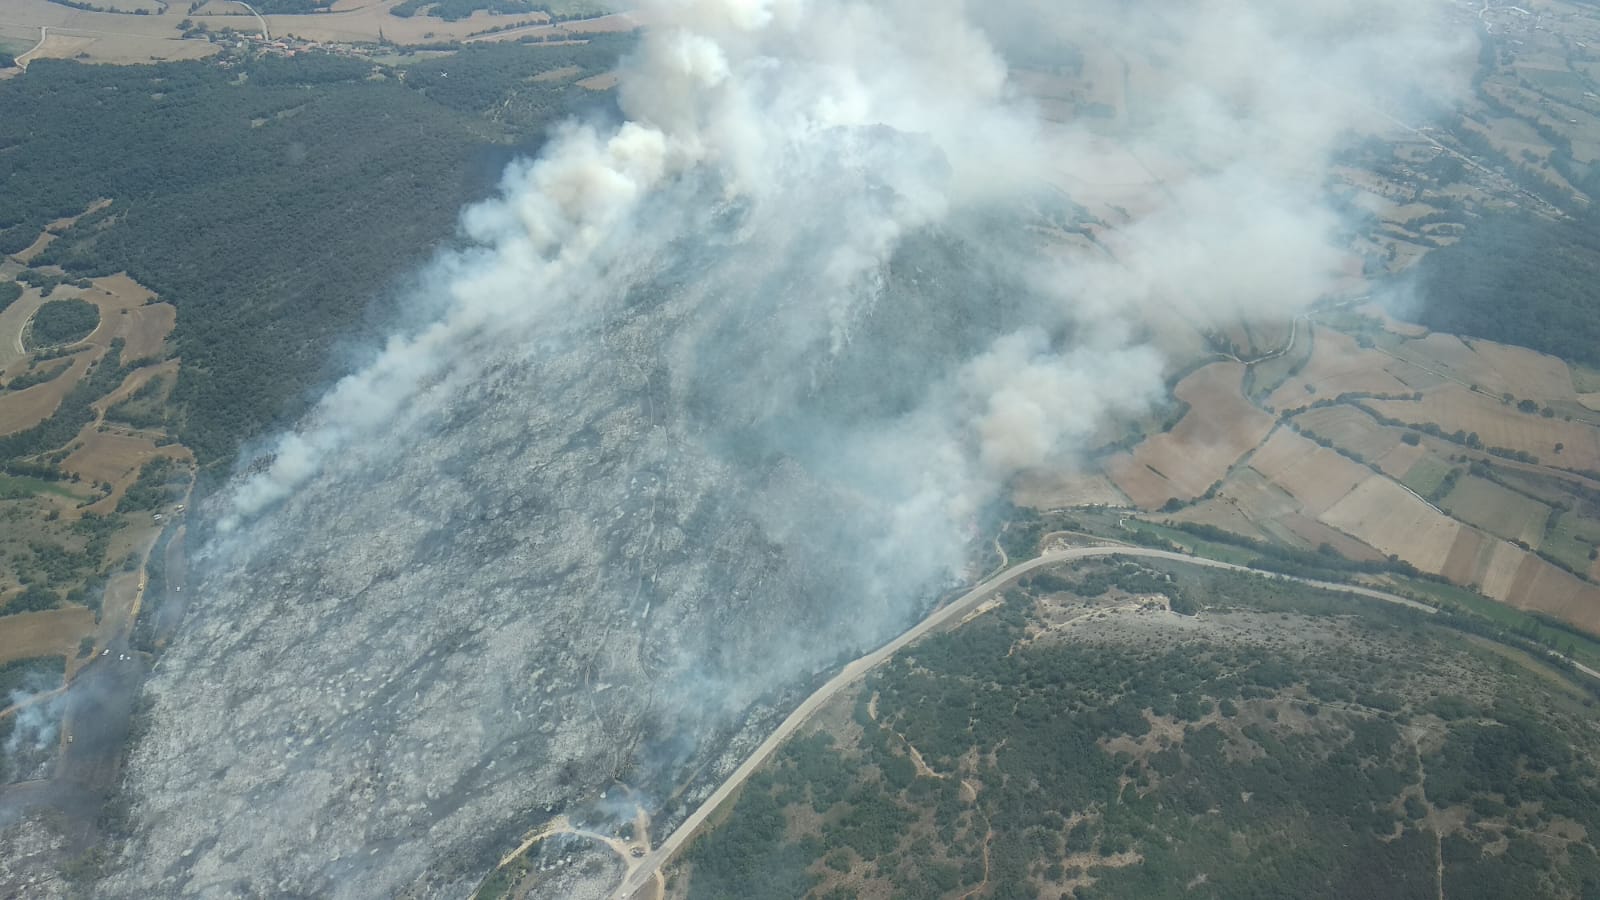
[
  {"xmin": 121, "ymin": 1, "xmax": 1476, "ymax": 896},
  {"xmin": 226, "ymin": 0, "xmax": 1465, "ymax": 535},
  {"xmin": 4, "ymin": 691, "xmax": 59, "ymax": 757}
]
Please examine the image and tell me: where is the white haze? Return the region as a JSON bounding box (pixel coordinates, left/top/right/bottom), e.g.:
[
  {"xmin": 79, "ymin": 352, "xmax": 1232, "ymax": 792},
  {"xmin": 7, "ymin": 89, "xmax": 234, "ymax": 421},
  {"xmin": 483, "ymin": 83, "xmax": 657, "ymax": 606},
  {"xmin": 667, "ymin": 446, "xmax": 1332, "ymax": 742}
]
[
  {"xmin": 226, "ymin": 0, "xmax": 1466, "ymax": 542},
  {"xmin": 139, "ymin": 0, "xmax": 1475, "ymax": 894}
]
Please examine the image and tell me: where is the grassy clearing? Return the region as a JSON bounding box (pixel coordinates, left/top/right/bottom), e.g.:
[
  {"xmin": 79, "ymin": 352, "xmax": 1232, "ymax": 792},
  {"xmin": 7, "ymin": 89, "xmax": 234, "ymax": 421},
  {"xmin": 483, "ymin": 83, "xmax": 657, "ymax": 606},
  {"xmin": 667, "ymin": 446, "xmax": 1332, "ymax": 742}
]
[
  {"xmin": 1387, "ymin": 575, "xmax": 1600, "ymax": 672},
  {"xmin": 1400, "ymin": 455, "xmax": 1453, "ymax": 497},
  {"xmin": 0, "ymin": 474, "xmax": 78, "ymax": 500},
  {"xmin": 1542, "ymin": 511, "xmax": 1600, "ymax": 573},
  {"xmin": 1125, "ymin": 520, "xmax": 1259, "ymax": 566},
  {"xmin": 1440, "ymin": 475, "xmax": 1550, "ymax": 546}
]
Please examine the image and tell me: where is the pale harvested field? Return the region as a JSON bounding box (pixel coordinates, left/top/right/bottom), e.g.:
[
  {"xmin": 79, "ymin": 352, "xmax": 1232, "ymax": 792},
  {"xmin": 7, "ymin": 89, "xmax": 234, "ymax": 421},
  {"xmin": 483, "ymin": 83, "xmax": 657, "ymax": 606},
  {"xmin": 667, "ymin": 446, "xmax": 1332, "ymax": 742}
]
[
  {"xmin": 1379, "ymin": 333, "xmax": 1572, "ymax": 403},
  {"xmin": 1580, "ymin": 392, "xmax": 1600, "ymax": 412},
  {"xmin": 1374, "ymin": 440, "xmax": 1427, "ymax": 481},
  {"xmin": 576, "ymin": 71, "xmax": 619, "ymax": 91},
  {"xmin": 1443, "ymin": 475, "xmax": 1550, "ymax": 547},
  {"xmin": 0, "ymin": 272, "xmax": 165, "ymax": 436},
  {"xmin": 1260, "ymin": 329, "xmax": 1414, "ymax": 409},
  {"xmin": 0, "ymin": 607, "xmax": 93, "ymax": 665},
  {"xmin": 1104, "ymin": 362, "xmax": 1273, "ymax": 507},
  {"xmin": 20, "ymin": 30, "xmax": 95, "ymax": 65},
  {"xmin": 1440, "ymin": 527, "xmax": 1486, "ymax": 586},
  {"xmin": 1219, "ymin": 466, "xmax": 1300, "ymax": 521},
  {"xmin": 1367, "ymin": 385, "xmax": 1600, "ymax": 471},
  {"xmin": 252, "ymin": 2, "xmax": 635, "ymax": 46},
  {"xmin": 92, "ymin": 0, "xmax": 163, "ymax": 12},
  {"xmin": 1169, "ymin": 499, "xmax": 1273, "ymax": 543},
  {"xmin": 95, "ymin": 360, "xmax": 176, "ymax": 414},
  {"xmin": 1276, "ymin": 513, "xmax": 1387, "ymax": 562},
  {"xmin": 0, "ymin": 351, "xmax": 92, "ymax": 436},
  {"xmin": 1294, "ymin": 405, "xmax": 1403, "ymax": 462},
  {"xmin": 1468, "ymin": 340, "xmax": 1578, "ymax": 403},
  {"xmin": 62, "ymin": 428, "xmax": 164, "ymax": 487},
  {"xmin": 1356, "ymin": 303, "xmax": 1429, "ymax": 338},
  {"xmin": 1247, "ymin": 428, "xmax": 1371, "ymax": 516},
  {"xmin": 1383, "ymin": 333, "xmax": 1485, "ymax": 383},
  {"xmin": 90, "ymin": 272, "xmax": 156, "ymax": 308},
  {"xmin": 1102, "ymin": 453, "xmax": 1176, "ymax": 510},
  {"xmin": 1505, "ymin": 556, "xmax": 1600, "ymax": 633},
  {"xmin": 461, "ymin": 12, "xmax": 637, "ymax": 44},
  {"xmin": 1479, "ymin": 539, "xmax": 1530, "ymax": 602},
  {"xmin": 117, "ymin": 301, "xmax": 175, "ymax": 362},
  {"xmin": 1011, "ymin": 469, "xmax": 1128, "ymax": 510},
  {"xmin": 1264, "ymin": 326, "xmax": 1412, "ymax": 411},
  {"xmin": 266, "ymin": 5, "xmax": 546, "ymax": 44},
  {"xmin": 10, "ymin": 19, "xmax": 216, "ymax": 66},
  {"xmin": 1319, "ymin": 475, "xmax": 1462, "ymax": 572},
  {"xmin": 0, "ymin": 0, "xmax": 595, "ymax": 61}
]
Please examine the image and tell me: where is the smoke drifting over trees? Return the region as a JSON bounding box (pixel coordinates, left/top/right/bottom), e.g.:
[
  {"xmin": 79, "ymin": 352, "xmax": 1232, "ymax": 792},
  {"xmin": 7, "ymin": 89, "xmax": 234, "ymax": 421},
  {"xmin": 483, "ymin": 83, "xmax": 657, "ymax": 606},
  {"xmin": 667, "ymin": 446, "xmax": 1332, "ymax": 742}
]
[{"xmin": 109, "ymin": 1, "xmax": 1470, "ymax": 896}]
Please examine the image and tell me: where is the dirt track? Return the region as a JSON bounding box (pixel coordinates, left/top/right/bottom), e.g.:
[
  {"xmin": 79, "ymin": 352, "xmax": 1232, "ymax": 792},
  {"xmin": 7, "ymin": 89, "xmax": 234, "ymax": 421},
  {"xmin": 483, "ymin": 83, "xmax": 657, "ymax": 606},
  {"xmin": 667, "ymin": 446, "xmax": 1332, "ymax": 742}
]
[{"xmin": 608, "ymin": 543, "xmax": 1497, "ymax": 900}]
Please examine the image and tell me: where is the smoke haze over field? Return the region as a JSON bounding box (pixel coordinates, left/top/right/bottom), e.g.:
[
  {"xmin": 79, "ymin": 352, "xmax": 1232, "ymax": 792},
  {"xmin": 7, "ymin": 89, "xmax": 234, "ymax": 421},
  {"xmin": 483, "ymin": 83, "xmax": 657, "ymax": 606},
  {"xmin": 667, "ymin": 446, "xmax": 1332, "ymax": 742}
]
[{"xmin": 111, "ymin": 1, "xmax": 1471, "ymax": 896}]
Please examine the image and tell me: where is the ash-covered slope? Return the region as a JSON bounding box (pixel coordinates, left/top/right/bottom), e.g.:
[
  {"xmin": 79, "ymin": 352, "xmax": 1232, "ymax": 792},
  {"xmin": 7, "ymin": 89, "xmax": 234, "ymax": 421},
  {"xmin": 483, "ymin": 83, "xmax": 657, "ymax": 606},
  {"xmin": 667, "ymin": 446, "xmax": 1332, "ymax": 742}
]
[
  {"xmin": 104, "ymin": 0, "xmax": 1468, "ymax": 895},
  {"xmin": 107, "ymin": 181, "xmax": 1056, "ymax": 898}
]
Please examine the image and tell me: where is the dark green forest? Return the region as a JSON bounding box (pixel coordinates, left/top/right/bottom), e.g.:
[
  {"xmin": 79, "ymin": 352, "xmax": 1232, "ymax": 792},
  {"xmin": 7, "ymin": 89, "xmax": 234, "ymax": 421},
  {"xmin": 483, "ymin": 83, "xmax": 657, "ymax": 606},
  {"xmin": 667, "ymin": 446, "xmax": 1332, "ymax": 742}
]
[
  {"xmin": 0, "ymin": 38, "xmax": 628, "ymax": 466},
  {"xmin": 1410, "ymin": 206, "xmax": 1600, "ymax": 369},
  {"xmin": 28, "ymin": 299, "xmax": 99, "ymax": 348}
]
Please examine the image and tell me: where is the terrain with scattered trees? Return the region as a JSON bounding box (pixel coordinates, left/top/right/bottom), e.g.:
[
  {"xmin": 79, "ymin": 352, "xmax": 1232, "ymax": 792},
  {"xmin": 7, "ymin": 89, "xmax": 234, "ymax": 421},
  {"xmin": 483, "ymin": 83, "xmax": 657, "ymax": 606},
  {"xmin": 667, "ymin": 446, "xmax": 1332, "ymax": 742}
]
[
  {"xmin": 0, "ymin": 38, "xmax": 629, "ymax": 468},
  {"xmin": 678, "ymin": 562, "xmax": 1600, "ymax": 900}
]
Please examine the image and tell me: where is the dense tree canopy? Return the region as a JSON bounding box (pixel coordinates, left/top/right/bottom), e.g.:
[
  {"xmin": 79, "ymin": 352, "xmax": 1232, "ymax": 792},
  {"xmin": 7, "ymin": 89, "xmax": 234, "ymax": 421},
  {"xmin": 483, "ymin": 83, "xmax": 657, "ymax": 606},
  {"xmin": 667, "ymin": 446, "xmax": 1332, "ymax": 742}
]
[
  {"xmin": 0, "ymin": 39, "xmax": 627, "ymax": 466},
  {"xmin": 28, "ymin": 299, "xmax": 99, "ymax": 348},
  {"xmin": 1410, "ymin": 208, "xmax": 1600, "ymax": 368}
]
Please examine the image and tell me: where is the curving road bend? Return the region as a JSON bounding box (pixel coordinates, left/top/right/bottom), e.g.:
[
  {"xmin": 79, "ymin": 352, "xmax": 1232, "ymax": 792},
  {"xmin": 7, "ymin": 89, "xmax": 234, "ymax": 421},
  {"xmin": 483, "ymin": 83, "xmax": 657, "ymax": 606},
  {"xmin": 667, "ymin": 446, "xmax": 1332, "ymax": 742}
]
[{"xmin": 608, "ymin": 542, "xmax": 1591, "ymax": 898}]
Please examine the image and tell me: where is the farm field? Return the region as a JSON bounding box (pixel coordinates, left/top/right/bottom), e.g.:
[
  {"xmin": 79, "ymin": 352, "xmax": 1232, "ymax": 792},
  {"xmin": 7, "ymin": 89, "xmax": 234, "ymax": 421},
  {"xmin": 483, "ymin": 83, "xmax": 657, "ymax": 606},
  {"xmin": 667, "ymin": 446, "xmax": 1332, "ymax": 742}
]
[
  {"xmin": 0, "ymin": 216, "xmax": 193, "ymax": 810},
  {"xmin": 1320, "ymin": 476, "xmax": 1461, "ymax": 572},
  {"xmin": 1103, "ymin": 362, "xmax": 1274, "ymax": 508},
  {"xmin": 1367, "ymin": 385, "xmax": 1600, "ymax": 471},
  {"xmin": 0, "ymin": 0, "xmax": 630, "ymax": 66},
  {"xmin": 1010, "ymin": 469, "xmax": 1128, "ymax": 511},
  {"xmin": 1439, "ymin": 474, "xmax": 1550, "ymax": 547},
  {"xmin": 1294, "ymin": 404, "xmax": 1404, "ymax": 464},
  {"xmin": 1263, "ymin": 325, "xmax": 1414, "ymax": 410},
  {"xmin": 1544, "ymin": 511, "xmax": 1600, "ymax": 574},
  {"xmin": 1373, "ymin": 439, "xmax": 1427, "ymax": 481},
  {"xmin": 1089, "ymin": 286, "xmax": 1600, "ymax": 638},
  {"xmin": 1244, "ymin": 427, "xmax": 1370, "ymax": 515}
]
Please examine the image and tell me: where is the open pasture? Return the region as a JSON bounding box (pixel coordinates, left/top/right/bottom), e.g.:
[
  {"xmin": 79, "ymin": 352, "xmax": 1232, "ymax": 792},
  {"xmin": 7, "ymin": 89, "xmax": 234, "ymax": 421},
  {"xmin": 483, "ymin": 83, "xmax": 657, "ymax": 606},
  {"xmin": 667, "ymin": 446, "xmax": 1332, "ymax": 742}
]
[{"xmin": 1440, "ymin": 474, "xmax": 1551, "ymax": 547}]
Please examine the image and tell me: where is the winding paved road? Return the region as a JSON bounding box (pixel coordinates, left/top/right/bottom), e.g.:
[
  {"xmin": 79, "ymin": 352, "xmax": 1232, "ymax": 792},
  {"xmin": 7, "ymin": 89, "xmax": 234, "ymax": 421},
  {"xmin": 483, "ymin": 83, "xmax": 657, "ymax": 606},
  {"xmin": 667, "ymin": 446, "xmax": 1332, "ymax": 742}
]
[{"xmin": 608, "ymin": 543, "xmax": 1576, "ymax": 899}]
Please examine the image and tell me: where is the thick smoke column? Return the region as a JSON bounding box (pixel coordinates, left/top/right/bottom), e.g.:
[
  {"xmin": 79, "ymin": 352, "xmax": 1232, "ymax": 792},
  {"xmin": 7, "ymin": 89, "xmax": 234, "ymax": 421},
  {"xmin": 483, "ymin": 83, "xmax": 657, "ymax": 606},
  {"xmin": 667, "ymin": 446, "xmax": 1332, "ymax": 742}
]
[{"xmin": 110, "ymin": 1, "xmax": 1468, "ymax": 897}]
